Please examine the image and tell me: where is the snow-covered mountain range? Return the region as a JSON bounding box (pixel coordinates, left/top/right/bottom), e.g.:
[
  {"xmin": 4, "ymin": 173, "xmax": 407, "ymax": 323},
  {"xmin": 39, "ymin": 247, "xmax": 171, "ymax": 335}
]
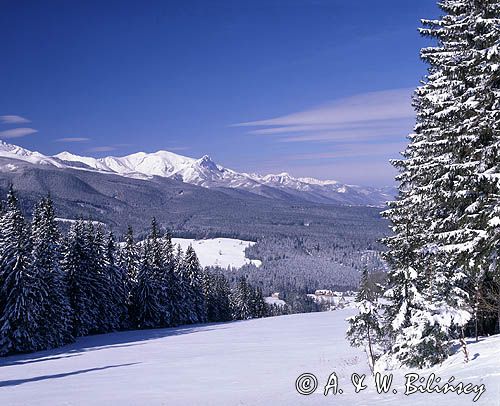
[{"xmin": 0, "ymin": 141, "xmax": 394, "ymax": 206}]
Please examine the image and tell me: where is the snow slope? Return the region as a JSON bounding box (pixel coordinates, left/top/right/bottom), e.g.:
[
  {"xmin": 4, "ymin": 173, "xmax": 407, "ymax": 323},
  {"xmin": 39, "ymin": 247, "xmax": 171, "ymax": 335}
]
[
  {"xmin": 0, "ymin": 141, "xmax": 64, "ymax": 168},
  {"xmin": 172, "ymin": 237, "xmax": 262, "ymax": 268},
  {"xmin": 0, "ymin": 310, "xmax": 497, "ymax": 406}
]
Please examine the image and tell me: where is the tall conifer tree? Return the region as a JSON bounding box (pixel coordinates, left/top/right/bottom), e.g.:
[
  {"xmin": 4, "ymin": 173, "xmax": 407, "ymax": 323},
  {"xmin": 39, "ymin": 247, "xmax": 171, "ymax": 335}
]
[
  {"xmin": 380, "ymin": 0, "xmax": 499, "ymax": 367},
  {"xmin": 30, "ymin": 196, "xmax": 72, "ymax": 347},
  {"xmin": 0, "ymin": 187, "xmax": 41, "ymax": 354}
]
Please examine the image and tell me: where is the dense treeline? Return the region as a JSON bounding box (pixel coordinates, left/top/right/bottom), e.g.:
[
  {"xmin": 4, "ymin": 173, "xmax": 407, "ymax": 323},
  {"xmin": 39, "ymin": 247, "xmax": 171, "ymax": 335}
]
[
  {"xmin": 0, "ymin": 188, "xmax": 285, "ymax": 356},
  {"xmin": 220, "ymin": 236, "xmax": 387, "ymax": 297}
]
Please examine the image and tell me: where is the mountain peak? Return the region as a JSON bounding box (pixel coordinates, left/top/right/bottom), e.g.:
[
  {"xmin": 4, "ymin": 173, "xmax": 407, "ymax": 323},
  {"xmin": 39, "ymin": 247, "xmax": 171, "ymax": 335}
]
[
  {"xmin": 196, "ymin": 155, "xmax": 219, "ymax": 171},
  {"xmin": 0, "ymin": 141, "xmax": 393, "ymax": 206},
  {"xmin": 55, "ymin": 151, "xmax": 79, "ymax": 160}
]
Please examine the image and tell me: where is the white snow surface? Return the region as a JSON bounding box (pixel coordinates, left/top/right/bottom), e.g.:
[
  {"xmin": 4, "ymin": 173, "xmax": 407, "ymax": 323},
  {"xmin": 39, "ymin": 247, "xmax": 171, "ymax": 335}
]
[
  {"xmin": 0, "ymin": 309, "xmax": 497, "ymax": 406},
  {"xmin": 0, "ymin": 141, "xmax": 64, "ymax": 168},
  {"xmin": 172, "ymin": 237, "xmax": 261, "ymax": 269},
  {"xmin": 264, "ymin": 296, "xmax": 286, "ymax": 306}
]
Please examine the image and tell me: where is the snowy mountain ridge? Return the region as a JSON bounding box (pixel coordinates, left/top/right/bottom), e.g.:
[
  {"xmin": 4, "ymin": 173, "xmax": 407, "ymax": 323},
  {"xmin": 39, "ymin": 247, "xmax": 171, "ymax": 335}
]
[{"xmin": 0, "ymin": 140, "xmax": 394, "ymax": 206}]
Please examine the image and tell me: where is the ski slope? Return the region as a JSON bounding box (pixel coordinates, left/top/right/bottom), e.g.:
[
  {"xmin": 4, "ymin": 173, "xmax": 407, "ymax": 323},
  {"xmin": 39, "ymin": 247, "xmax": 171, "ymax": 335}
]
[
  {"xmin": 0, "ymin": 310, "xmax": 498, "ymax": 405},
  {"xmin": 172, "ymin": 237, "xmax": 262, "ymax": 269}
]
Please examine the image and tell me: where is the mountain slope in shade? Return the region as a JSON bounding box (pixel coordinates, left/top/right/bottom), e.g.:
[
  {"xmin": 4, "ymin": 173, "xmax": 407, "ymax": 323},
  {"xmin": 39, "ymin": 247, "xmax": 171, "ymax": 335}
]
[{"xmin": 0, "ymin": 141, "xmax": 394, "ymax": 206}]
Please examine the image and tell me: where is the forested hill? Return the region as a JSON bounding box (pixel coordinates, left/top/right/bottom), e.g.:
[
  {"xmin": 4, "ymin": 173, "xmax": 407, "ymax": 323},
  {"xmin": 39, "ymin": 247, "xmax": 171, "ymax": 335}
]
[{"xmin": 0, "ymin": 159, "xmax": 388, "ymax": 247}]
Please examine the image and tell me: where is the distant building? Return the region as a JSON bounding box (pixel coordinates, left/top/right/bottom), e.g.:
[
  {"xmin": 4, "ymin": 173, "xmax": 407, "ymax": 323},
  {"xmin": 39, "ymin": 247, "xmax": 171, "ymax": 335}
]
[
  {"xmin": 308, "ymin": 290, "xmax": 356, "ymax": 310},
  {"xmin": 314, "ymin": 289, "xmax": 336, "ymax": 296}
]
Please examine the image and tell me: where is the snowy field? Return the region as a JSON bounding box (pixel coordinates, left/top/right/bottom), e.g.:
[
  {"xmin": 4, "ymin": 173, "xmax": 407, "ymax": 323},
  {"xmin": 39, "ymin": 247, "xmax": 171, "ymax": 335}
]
[
  {"xmin": 0, "ymin": 309, "xmax": 498, "ymax": 406},
  {"xmin": 172, "ymin": 237, "xmax": 261, "ymax": 269}
]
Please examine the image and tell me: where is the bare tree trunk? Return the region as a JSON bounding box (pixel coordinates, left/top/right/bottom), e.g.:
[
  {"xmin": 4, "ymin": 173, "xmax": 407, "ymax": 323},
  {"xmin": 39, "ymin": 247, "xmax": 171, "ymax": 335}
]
[
  {"xmin": 460, "ymin": 328, "xmax": 469, "ymax": 364},
  {"xmin": 367, "ymin": 325, "xmax": 374, "ymax": 374},
  {"xmin": 475, "ymin": 313, "xmax": 479, "ymax": 342},
  {"xmin": 497, "ymin": 297, "xmax": 500, "ymax": 335},
  {"xmin": 475, "ymin": 288, "xmax": 479, "ymax": 342}
]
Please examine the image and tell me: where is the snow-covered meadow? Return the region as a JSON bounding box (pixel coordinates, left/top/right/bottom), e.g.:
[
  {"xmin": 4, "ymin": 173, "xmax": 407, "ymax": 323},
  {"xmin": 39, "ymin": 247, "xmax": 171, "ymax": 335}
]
[
  {"xmin": 0, "ymin": 309, "xmax": 497, "ymax": 406},
  {"xmin": 172, "ymin": 237, "xmax": 261, "ymax": 269}
]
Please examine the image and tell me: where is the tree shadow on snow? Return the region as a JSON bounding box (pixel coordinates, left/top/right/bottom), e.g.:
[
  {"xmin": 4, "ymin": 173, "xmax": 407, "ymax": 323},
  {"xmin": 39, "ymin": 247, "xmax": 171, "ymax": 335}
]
[
  {"xmin": 0, "ymin": 362, "xmax": 140, "ymax": 388},
  {"xmin": 0, "ymin": 321, "xmax": 233, "ymax": 368},
  {"xmin": 0, "ymin": 353, "xmax": 82, "ymax": 367}
]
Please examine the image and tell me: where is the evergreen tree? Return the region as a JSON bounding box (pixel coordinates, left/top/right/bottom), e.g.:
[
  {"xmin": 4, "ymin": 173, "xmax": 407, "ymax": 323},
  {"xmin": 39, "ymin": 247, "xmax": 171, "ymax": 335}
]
[
  {"xmin": 160, "ymin": 231, "xmax": 177, "ymax": 326},
  {"xmin": 380, "ymin": 0, "xmax": 499, "ymax": 367},
  {"xmin": 0, "ymin": 187, "xmax": 42, "ymax": 354},
  {"xmin": 120, "ymin": 226, "xmax": 140, "ymax": 286},
  {"xmin": 30, "ymin": 196, "xmax": 73, "ymax": 348},
  {"xmin": 131, "ymin": 218, "xmax": 170, "ymax": 328},
  {"xmin": 85, "ymin": 224, "xmax": 117, "ymax": 333},
  {"xmin": 171, "ymin": 245, "xmax": 196, "ymax": 325},
  {"xmin": 249, "ymin": 286, "xmax": 267, "ymax": 318},
  {"xmin": 230, "ymin": 277, "xmax": 253, "ymax": 320},
  {"xmin": 62, "ymin": 220, "xmax": 103, "ymax": 336},
  {"xmin": 184, "ymin": 245, "xmax": 207, "ymax": 323},
  {"xmin": 346, "ymin": 268, "xmax": 380, "ymax": 372},
  {"xmin": 203, "ymin": 270, "xmax": 232, "ymax": 322},
  {"xmin": 102, "ymin": 232, "xmax": 129, "ymax": 330},
  {"xmin": 119, "ymin": 226, "xmax": 139, "ymax": 324}
]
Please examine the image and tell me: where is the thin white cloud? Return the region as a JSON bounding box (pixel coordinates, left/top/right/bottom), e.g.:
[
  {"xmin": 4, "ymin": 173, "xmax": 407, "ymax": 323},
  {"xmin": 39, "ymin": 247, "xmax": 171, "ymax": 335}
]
[
  {"xmin": 236, "ymin": 88, "xmax": 413, "ymax": 128},
  {"xmin": 87, "ymin": 146, "xmax": 117, "ymax": 152},
  {"xmin": 285, "ymin": 142, "xmax": 407, "ymax": 160},
  {"xmin": 56, "ymin": 137, "xmax": 91, "ymax": 142},
  {"xmin": 0, "ymin": 115, "xmax": 31, "ymax": 124},
  {"xmin": 275, "ymin": 121, "xmax": 410, "ymax": 143},
  {"xmin": 233, "ymin": 88, "xmax": 414, "ymax": 143},
  {"xmin": 0, "ymin": 128, "xmax": 38, "ymax": 139},
  {"xmin": 230, "ymin": 88, "xmax": 414, "ymax": 186}
]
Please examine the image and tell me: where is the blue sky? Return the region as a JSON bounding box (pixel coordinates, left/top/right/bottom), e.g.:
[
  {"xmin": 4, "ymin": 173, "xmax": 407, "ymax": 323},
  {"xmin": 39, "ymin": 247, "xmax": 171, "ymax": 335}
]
[{"xmin": 0, "ymin": 0, "xmax": 440, "ymax": 186}]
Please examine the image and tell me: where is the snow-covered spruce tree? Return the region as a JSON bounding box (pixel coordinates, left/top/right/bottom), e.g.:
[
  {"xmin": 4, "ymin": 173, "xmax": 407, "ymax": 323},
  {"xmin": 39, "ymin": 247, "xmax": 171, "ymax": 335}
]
[
  {"xmin": 184, "ymin": 245, "xmax": 207, "ymax": 323},
  {"xmin": 230, "ymin": 277, "xmax": 252, "ymax": 320},
  {"xmin": 30, "ymin": 196, "xmax": 73, "ymax": 348},
  {"xmin": 160, "ymin": 231, "xmax": 177, "ymax": 326},
  {"xmin": 419, "ymin": 0, "xmax": 500, "ymax": 337},
  {"xmin": 62, "ymin": 220, "xmax": 103, "ymax": 336},
  {"xmin": 0, "ymin": 187, "xmax": 43, "ymax": 354},
  {"xmin": 380, "ymin": 0, "xmax": 500, "ymax": 368},
  {"xmin": 249, "ymin": 286, "xmax": 267, "ymax": 318},
  {"xmin": 131, "ymin": 218, "xmax": 171, "ymax": 328},
  {"xmin": 84, "ymin": 224, "xmax": 120, "ymax": 333},
  {"xmin": 230, "ymin": 278, "xmax": 268, "ymax": 320},
  {"xmin": 202, "ymin": 270, "xmax": 232, "ymax": 322},
  {"xmin": 102, "ymin": 232, "xmax": 129, "ymax": 330},
  {"xmin": 171, "ymin": 245, "xmax": 196, "ymax": 325},
  {"xmin": 451, "ymin": 0, "xmax": 500, "ymax": 334},
  {"xmin": 120, "ymin": 226, "xmax": 140, "ymax": 288},
  {"xmin": 119, "ymin": 226, "xmax": 139, "ymax": 322},
  {"xmin": 346, "ymin": 268, "xmax": 380, "ymax": 372}
]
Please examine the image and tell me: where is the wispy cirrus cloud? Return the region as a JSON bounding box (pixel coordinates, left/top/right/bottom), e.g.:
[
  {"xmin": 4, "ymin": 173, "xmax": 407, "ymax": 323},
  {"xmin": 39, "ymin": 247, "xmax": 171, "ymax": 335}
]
[
  {"xmin": 233, "ymin": 88, "xmax": 414, "ymax": 143},
  {"xmin": 86, "ymin": 144, "xmax": 187, "ymax": 154},
  {"xmin": 285, "ymin": 142, "xmax": 407, "ymax": 161},
  {"xmin": 56, "ymin": 137, "xmax": 91, "ymax": 143},
  {"xmin": 0, "ymin": 115, "xmax": 31, "ymax": 124},
  {"xmin": 0, "ymin": 128, "xmax": 38, "ymax": 139},
  {"xmin": 232, "ymin": 88, "xmax": 414, "ymax": 186},
  {"xmin": 87, "ymin": 146, "xmax": 117, "ymax": 152}
]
